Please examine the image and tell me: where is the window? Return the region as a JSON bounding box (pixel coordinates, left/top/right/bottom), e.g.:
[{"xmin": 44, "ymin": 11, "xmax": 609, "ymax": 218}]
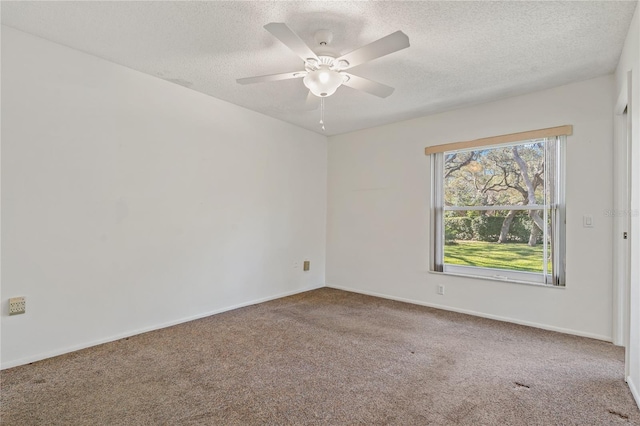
[{"xmin": 428, "ymin": 128, "xmax": 568, "ymax": 286}]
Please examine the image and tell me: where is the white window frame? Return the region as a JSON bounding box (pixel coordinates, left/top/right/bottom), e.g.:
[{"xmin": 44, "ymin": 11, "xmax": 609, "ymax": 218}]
[{"xmin": 430, "ymin": 136, "xmax": 566, "ymax": 286}]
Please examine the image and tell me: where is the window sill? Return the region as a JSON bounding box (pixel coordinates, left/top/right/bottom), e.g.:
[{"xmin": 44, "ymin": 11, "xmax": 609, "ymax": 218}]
[{"xmin": 428, "ymin": 270, "xmax": 565, "ymax": 289}]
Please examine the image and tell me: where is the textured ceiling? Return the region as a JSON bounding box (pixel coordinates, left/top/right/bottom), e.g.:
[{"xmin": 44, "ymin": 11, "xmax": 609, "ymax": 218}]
[{"xmin": 1, "ymin": 1, "xmax": 636, "ymax": 136}]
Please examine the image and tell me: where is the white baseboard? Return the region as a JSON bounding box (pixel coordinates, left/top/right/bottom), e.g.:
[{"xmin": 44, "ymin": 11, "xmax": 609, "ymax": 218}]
[
  {"xmin": 1, "ymin": 284, "xmax": 324, "ymax": 370},
  {"xmin": 629, "ymin": 376, "xmax": 640, "ymax": 410},
  {"xmin": 326, "ymin": 284, "xmax": 612, "ymax": 342}
]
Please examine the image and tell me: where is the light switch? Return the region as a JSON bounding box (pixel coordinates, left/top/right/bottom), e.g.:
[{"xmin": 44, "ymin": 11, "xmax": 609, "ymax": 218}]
[{"xmin": 583, "ymin": 215, "xmax": 593, "ymax": 228}]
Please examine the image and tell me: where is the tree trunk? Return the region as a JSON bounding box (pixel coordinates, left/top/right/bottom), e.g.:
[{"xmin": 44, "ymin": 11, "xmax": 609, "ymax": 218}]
[
  {"xmin": 498, "ymin": 210, "xmax": 516, "ymax": 243},
  {"xmin": 528, "ymin": 214, "xmax": 541, "ymax": 246},
  {"xmin": 528, "ymin": 210, "xmax": 546, "ymax": 233},
  {"xmin": 512, "ymin": 147, "xmax": 537, "ymax": 205},
  {"xmin": 513, "ymin": 147, "xmax": 547, "ymax": 246}
]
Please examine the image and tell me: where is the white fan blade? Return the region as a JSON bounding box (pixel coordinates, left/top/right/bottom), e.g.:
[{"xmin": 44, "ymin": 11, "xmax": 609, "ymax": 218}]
[
  {"xmin": 342, "ymin": 73, "xmax": 395, "ymax": 98},
  {"xmin": 305, "ymin": 91, "xmax": 320, "ymax": 110},
  {"xmin": 264, "ymin": 23, "xmax": 319, "ymax": 63},
  {"xmin": 336, "ymin": 31, "xmax": 409, "ymax": 69},
  {"xmin": 237, "ymin": 71, "xmax": 306, "ymax": 85}
]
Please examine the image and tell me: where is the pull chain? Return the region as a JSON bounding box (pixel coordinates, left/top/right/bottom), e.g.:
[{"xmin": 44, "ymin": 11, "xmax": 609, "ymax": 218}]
[{"xmin": 319, "ymin": 97, "xmax": 325, "ymax": 132}]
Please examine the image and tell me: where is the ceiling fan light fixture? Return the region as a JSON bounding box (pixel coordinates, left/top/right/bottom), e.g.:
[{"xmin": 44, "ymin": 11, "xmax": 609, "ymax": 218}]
[{"xmin": 303, "ymin": 66, "xmax": 343, "ymax": 97}]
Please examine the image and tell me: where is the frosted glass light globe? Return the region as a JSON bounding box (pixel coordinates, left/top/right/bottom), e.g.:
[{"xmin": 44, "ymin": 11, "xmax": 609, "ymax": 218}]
[{"xmin": 303, "ymin": 65, "xmax": 343, "ymax": 97}]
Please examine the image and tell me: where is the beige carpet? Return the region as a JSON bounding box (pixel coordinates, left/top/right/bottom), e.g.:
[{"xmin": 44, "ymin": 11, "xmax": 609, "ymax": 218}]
[{"xmin": 1, "ymin": 288, "xmax": 639, "ymax": 425}]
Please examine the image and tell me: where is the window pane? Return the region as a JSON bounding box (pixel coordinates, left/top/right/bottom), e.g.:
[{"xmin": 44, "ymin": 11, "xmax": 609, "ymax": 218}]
[
  {"xmin": 444, "ymin": 210, "xmax": 545, "ymax": 273},
  {"xmin": 444, "ymin": 141, "xmax": 546, "ymax": 208}
]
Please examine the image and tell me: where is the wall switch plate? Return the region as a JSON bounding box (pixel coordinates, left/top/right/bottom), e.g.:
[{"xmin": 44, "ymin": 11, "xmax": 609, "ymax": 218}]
[
  {"xmin": 303, "ymin": 261, "xmax": 310, "ymax": 271},
  {"xmin": 437, "ymin": 285, "xmax": 445, "ymax": 296},
  {"xmin": 9, "ymin": 297, "xmax": 26, "ymax": 315}
]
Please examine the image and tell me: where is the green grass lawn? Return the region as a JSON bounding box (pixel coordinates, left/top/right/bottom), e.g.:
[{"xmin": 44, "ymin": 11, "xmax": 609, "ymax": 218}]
[{"xmin": 444, "ymin": 240, "xmax": 545, "ymax": 272}]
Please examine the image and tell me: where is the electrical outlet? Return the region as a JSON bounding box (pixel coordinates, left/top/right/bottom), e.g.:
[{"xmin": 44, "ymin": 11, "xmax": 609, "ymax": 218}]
[
  {"xmin": 437, "ymin": 285, "xmax": 445, "ymax": 296},
  {"xmin": 9, "ymin": 297, "xmax": 26, "ymax": 315},
  {"xmin": 303, "ymin": 260, "xmax": 310, "ymax": 271}
]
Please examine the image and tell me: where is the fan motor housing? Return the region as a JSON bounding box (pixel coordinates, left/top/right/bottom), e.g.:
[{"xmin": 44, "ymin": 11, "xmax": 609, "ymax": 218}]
[{"xmin": 305, "ymin": 55, "xmax": 349, "ymax": 72}]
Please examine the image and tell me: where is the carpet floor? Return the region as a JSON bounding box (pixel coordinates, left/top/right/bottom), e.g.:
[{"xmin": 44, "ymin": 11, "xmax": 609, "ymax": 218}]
[{"xmin": 1, "ymin": 288, "xmax": 639, "ymax": 425}]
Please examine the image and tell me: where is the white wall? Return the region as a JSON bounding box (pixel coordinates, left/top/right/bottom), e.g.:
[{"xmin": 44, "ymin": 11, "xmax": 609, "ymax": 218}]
[
  {"xmin": 1, "ymin": 27, "xmax": 327, "ymax": 369},
  {"xmin": 615, "ymin": 1, "xmax": 640, "ymax": 407},
  {"xmin": 327, "ymin": 75, "xmax": 614, "ymax": 341}
]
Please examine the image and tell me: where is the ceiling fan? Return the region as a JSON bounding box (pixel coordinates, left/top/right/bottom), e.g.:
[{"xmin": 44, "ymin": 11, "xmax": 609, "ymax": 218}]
[{"xmin": 237, "ymin": 23, "xmax": 410, "ymax": 102}]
